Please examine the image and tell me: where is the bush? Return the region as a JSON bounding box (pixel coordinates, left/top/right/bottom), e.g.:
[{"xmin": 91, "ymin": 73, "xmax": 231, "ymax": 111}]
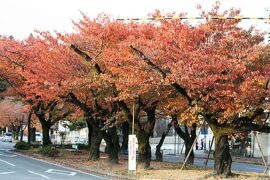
[
  {"xmin": 39, "ymin": 146, "xmax": 60, "ymax": 157},
  {"xmin": 31, "ymin": 144, "xmax": 41, "ymax": 148},
  {"xmin": 78, "ymin": 144, "xmax": 89, "ymax": 150},
  {"xmin": 14, "ymin": 141, "xmax": 30, "ymax": 150}
]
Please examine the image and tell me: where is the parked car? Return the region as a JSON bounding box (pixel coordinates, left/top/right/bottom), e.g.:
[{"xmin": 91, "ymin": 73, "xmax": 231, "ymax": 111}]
[
  {"xmin": 76, "ymin": 138, "xmax": 88, "ymax": 145},
  {"xmin": 3, "ymin": 132, "xmax": 12, "ymax": 142},
  {"xmin": 35, "ymin": 132, "xmax": 42, "ymax": 143}
]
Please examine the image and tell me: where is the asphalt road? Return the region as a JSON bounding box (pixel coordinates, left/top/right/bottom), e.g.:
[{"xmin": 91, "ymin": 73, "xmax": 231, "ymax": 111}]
[
  {"xmin": 163, "ymin": 153, "xmax": 266, "ymax": 173},
  {"xmin": 0, "ymin": 142, "xmax": 109, "ymax": 180}
]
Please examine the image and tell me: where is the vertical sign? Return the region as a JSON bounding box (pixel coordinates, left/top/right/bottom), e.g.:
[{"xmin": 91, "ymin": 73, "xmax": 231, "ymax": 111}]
[{"xmin": 128, "ymin": 134, "xmax": 136, "ymax": 171}]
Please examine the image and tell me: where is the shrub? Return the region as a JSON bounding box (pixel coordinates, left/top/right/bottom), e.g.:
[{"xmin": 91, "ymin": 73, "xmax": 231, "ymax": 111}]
[
  {"xmin": 39, "ymin": 146, "xmax": 60, "ymax": 157},
  {"xmin": 14, "ymin": 141, "xmax": 30, "ymax": 150},
  {"xmin": 78, "ymin": 144, "xmax": 89, "ymax": 150},
  {"xmin": 31, "ymin": 144, "xmax": 41, "ymax": 148}
]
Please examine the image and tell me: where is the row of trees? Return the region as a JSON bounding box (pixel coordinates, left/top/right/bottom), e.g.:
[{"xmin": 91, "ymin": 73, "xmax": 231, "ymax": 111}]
[{"xmin": 0, "ymin": 3, "xmax": 270, "ymax": 177}]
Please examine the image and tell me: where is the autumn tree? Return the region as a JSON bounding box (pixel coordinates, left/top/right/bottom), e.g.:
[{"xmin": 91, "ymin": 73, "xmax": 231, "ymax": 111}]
[
  {"xmin": 0, "ymin": 35, "xmax": 79, "ymax": 146},
  {"xmin": 127, "ymin": 5, "xmax": 270, "ymax": 176},
  {"xmin": 0, "ymin": 98, "xmax": 29, "ymax": 141},
  {"xmin": 65, "ymin": 16, "xmax": 172, "ymax": 168}
]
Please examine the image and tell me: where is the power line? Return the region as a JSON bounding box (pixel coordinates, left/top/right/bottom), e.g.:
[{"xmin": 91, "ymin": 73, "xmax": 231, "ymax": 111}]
[{"xmin": 116, "ymin": 16, "xmax": 270, "ymax": 21}]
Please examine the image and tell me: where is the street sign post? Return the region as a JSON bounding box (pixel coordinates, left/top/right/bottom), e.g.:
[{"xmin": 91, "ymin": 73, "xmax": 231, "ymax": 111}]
[{"xmin": 128, "ymin": 134, "xmax": 136, "ymax": 172}]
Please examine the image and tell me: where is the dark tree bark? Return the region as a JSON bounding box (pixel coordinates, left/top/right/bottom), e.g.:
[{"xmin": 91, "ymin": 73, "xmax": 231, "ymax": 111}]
[
  {"xmin": 184, "ymin": 140, "xmax": 195, "ymax": 164},
  {"xmin": 173, "ymin": 115, "xmax": 196, "ymax": 165},
  {"xmin": 41, "ymin": 120, "xmax": 52, "ymax": 146},
  {"xmin": 137, "ymin": 131, "xmax": 152, "ymax": 169},
  {"xmin": 20, "ymin": 129, "xmax": 24, "ymax": 141},
  {"xmin": 213, "ymin": 133, "xmax": 232, "ymax": 177},
  {"xmin": 27, "ymin": 110, "xmax": 33, "ymax": 144},
  {"xmin": 155, "ymin": 120, "xmax": 173, "ymax": 161},
  {"xmin": 86, "ymin": 118, "xmax": 93, "ymax": 148},
  {"xmin": 33, "ymin": 100, "xmax": 70, "ymax": 146},
  {"xmin": 30, "ymin": 128, "xmax": 36, "ymax": 142},
  {"xmin": 102, "ymin": 126, "xmax": 120, "ymax": 164},
  {"xmin": 14, "ymin": 126, "xmax": 20, "ymax": 140},
  {"xmin": 121, "ymin": 121, "xmax": 129, "ymax": 151},
  {"xmin": 89, "ymin": 127, "xmax": 102, "ymax": 161},
  {"xmin": 137, "ymin": 104, "xmax": 156, "ymax": 169},
  {"xmin": 205, "ymin": 117, "xmax": 233, "ymax": 177}
]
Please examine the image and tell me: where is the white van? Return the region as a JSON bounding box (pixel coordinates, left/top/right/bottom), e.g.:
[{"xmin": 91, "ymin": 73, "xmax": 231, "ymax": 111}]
[
  {"xmin": 35, "ymin": 132, "xmax": 42, "ymax": 143},
  {"xmin": 3, "ymin": 132, "xmax": 12, "ymax": 142}
]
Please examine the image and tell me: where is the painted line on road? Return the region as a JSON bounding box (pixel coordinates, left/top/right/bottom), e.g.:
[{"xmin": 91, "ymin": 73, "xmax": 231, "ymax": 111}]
[
  {"xmin": 29, "ymin": 171, "xmax": 50, "ymax": 179},
  {"xmin": 13, "ymin": 152, "xmax": 110, "ymax": 180},
  {"xmin": 0, "ymin": 153, "xmax": 17, "ymax": 157},
  {"xmin": 0, "ymin": 149, "xmax": 11, "ymax": 152},
  {"xmin": 46, "ymin": 169, "xmax": 77, "ymax": 176},
  {"xmin": 0, "ymin": 171, "xmax": 16, "ymax": 175},
  {"xmin": 0, "ymin": 159, "xmax": 15, "ymax": 167}
]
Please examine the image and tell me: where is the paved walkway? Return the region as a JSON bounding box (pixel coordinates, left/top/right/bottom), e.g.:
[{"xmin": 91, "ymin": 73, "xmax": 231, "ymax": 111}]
[{"xmin": 159, "ymin": 150, "xmax": 267, "ymax": 173}]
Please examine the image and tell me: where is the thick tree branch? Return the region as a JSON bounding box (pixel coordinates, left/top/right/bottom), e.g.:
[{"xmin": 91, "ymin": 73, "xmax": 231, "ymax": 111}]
[
  {"xmin": 68, "ymin": 92, "xmax": 92, "ymax": 114},
  {"xmin": 32, "ymin": 101, "xmax": 44, "ymax": 120},
  {"xmin": 130, "ymin": 45, "xmax": 166, "ymax": 79},
  {"xmin": 219, "ymin": 123, "xmax": 270, "ymax": 135},
  {"xmin": 171, "ymin": 115, "xmax": 188, "ymax": 141},
  {"xmin": 44, "ymin": 100, "xmax": 57, "ymax": 111},
  {"xmin": 52, "ymin": 111, "xmax": 72, "ymax": 124},
  {"xmin": 264, "ymin": 77, "xmax": 270, "ymax": 90},
  {"xmin": 70, "ymin": 44, "xmax": 101, "ymax": 74},
  {"xmin": 130, "ymin": 45, "xmax": 192, "ymax": 105},
  {"xmin": 0, "ymin": 54, "xmax": 25, "ymax": 70},
  {"xmin": 70, "ymin": 44, "xmax": 92, "ymax": 62}
]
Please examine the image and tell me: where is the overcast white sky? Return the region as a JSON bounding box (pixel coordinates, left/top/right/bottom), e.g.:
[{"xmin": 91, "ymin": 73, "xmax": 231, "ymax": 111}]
[{"xmin": 0, "ymin": 0, "xmax": 269, "ymax": 39}]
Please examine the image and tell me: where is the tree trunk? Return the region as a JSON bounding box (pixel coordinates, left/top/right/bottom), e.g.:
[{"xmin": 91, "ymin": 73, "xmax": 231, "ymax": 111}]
[
  {"xmin": 155, "ymin": 133, "xmax": 165, "ymax": 162},
  {"xmin": 105, "ymin": 127, "xmax": 120, "ymax": 164},
  {"xmin": 30, "ymin": 128, "xmax": 36, "ymax": 142},
  {"xmin": 184, "ymin": 140, "xmax": 194, "ymax": 164},
  {"xmin": 89, "ymin": 129, "xmax": 102, "ymax": 160},
  {"xmin": 20, "ymin": 129, "xmax": 24, "ymax": 142},
  {"xmin": 155, "ymin": 120, "xmax": 172, "ymax": 162},
  {"xmin": 137, "ymin": 131, "xmax": 151, "ymax": 169},
  {"xmin": 86, "ymin": 119, "xmax": 92, "ymax": 148},
  {"xmin": 41, "ymin": 122, "xmax": 52, "ymax": 146},
  {"xmin": 121, "ymin": 121, "xmax": 129, "ymax": 151},
  {"xmin": 137, "ymin": 104, "xmax": 156, "ymax": 169},
  {"xmin": 173, "ymin": 114, "xmax": 197, "ymax": 165},
  {"xmin": 14, "ymin": 127, "xmax": 20, "ymax": 140},
  {"xmin": 213, "ymin": 134, "xmax": 232, "ymax": 177},
  {"xmin": 27, "ymin": 110, "xmax": 33, "ymax": 144}
]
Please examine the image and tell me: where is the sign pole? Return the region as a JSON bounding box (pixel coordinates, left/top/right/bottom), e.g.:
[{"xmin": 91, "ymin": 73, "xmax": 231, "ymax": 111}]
[
  {"xmin": 132, "ymin": 102, "xmax": 135, "ymax": 135},
  {"xmin": 128, "ymin": 101, "xmax": 136, "ymax": 175}
]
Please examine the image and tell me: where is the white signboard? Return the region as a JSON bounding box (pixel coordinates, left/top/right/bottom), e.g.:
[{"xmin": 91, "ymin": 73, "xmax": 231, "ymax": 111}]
[{"xmin": 128, "ymin": 135, "xmax": 137, "ymax": 171}]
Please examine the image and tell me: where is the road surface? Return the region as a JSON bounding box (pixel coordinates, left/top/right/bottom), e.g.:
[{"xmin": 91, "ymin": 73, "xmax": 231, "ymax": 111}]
[
  {"xmin": 162, "ymin": 153, "xmax": 266, "ymax": 173},
  {"xmin": 0, "ymin": 142, "xmax": 109, "ymax": 180}
]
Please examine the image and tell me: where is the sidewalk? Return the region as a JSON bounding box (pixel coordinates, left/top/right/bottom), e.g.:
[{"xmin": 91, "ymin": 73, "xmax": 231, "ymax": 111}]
[
  {"xmin": 159, "ymin": 150, "xmax": 266, "ymax": 173},
  {"xmin": 180, "ymin": 150, "xmax": 265, "ymax": 166},
  {"xmin": 197, "ymin": 152, "xmax": 265, "ymax": 166},
  {"xmin": 154, "ymin": 144, "xmax": 266, "ymax": 166}
]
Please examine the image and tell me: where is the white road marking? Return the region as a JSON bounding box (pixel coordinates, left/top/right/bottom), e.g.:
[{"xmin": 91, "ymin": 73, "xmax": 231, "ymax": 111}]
[
  {"xmin": 0, "ymin": 153, "xmax": 17, "ymax": 157},
  {"xmin": 0, "ymin": 159, "xmax": 15, "ymax": 166},
  {"xmin": 0, "ymin": 171, "xmax": 16, "ymax": 175},
  {"xmin": 28, "ymin": 171, "xmax": 50, "ymax": 179},
  {"xmin": 46, "ymin": 169, "xmax": 77, "ymax": 176},
  {"xmin": 14, "ymin": 152, "xmax": 110, "ymax": 179}
]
